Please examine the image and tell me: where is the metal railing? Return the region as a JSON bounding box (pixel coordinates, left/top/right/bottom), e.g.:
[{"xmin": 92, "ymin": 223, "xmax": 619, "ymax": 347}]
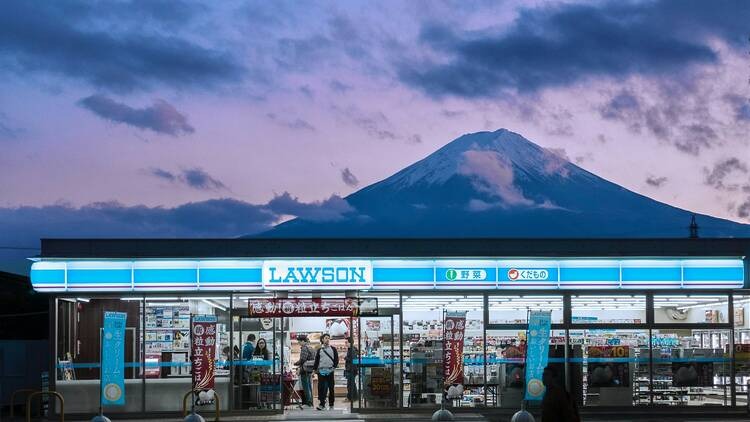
[
  {"xmin": 182, "ymin": 389, "xmax": 220, "ymax": 422},
  {"xmin": 25, "ymin": 391, "xmax": 64, "ymax": 422},
  {"xmin": 9, "ymin": 389, "xmax": 36, "ymax": 420}
]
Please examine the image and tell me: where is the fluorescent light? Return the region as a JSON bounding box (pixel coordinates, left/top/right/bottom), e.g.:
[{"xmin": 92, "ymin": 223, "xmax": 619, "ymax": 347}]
[
  {"xmin": 76, "ymin": 298, "xmax": 90, "ymax": 302},
  {"xmin": 202, "ymin": 299, "xmax": 227, "ymax": 311}
]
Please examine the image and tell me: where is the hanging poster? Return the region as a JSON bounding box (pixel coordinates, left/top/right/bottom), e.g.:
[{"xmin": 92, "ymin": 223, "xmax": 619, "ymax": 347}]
[
  {"xmin": 443, "ymin": 311, "xmax": 467, "ymax": 399},
  {"xmin": 101, "ymin": 311, "xmax": 127, "ymax": 406},
  {"xmin": 192, "ymin": 315, "xmax": 218, "ymax": 391},
  {"xmin": 248, "ymin": 298, "xmax": 361, "ymax": 317},
  {"xmin": 524, "ymin": 311, "xmax": 551, "ymax": 400}
]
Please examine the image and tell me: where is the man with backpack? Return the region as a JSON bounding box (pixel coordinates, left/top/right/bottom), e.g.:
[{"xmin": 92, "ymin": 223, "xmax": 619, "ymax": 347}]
[
  {"xmin": 313, "ymin": 333, "xmax": 339, "ymax": 410},
  {"xmin": 541, "ymin": 365, "xmax": 581, "ymax": 422}
]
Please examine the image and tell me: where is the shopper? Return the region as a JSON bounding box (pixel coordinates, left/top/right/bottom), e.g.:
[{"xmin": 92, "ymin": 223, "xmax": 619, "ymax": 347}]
[
  {"xmin": 313, "ymin": 333, "xmax": 339, "ymax": 410},
  {"xmin": 242, "ymin": 334, "xmax": 256, "ymax": 361},
  {"xmin": 344, "ymin": 337, "xmax": 359, "ymax": 402},
  {"xmin": 253, "ymin": 337, "xmax": 271, "ymax": 360},
  {"xmin": 541, "ymin": 366, "xmax": 580, "ymax": 422},
  {"xmin": 294, "ymin": 334, "xmax": 315, "ymax": 407}
]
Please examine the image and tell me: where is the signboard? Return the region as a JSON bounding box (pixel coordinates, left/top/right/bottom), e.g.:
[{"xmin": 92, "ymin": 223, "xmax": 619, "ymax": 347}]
[
  {"xmin": 587, "ymin": 346, "xmax": 630, "ymax": 387},
  {"xmin": 443, "ymin": 311, "xmax": 467, "ymax": 398},
  {"xmin": 192, "ymin": 315, "xmax": 218, "ymax": 391},
  {"xmin": 370, "ymin": 367, "xmax": 393, "ymax": 397},
  {"xmin": 101, "ymin": 311, "xmax": 127, "ymax": 406},
  {"xmin": 248, "ymin": 298, "xmax": 361, "ymax": 317},
  {"xmin": 524, "ymin": 311, "xmax": 551, "ymax": 400},
  {"xmin": 262, "ymin": 260, "xmax": 372, "ymax": 290}
]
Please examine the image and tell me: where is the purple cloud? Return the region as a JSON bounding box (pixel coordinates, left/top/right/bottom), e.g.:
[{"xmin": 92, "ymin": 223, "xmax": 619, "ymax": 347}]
[
  {"xmin": 79, "ymin": 95, "xmax": 195, "ymax": 136},
  {"xmin": 340, "ymin": 167, "xmax": 359, "ymax": 187},
  {"xmin": 267, "ymin": 192, "xmax": 354, "ymax": 222}
]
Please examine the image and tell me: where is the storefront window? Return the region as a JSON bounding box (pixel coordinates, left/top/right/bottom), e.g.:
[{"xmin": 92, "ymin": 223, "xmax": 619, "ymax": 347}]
[
  {"xmin": 488, "ymin": 295, "xmax": 563, "ymax": 324},
  {"xmin": 734, "ymin": 294, "xmax": 750, "ymax": 407},
  {"xmin": 571, "ymin": 295, "xmax": 646, "ymax": 324},
  {"xmin": 143, "ymin": 296, "xmax": 231, "ymax": 413},
  {"xmin": 567, "ymin": 329, "xmax": 649, "ymax": 407},
  {"xmin": 654, "ymin": 294, "xmax": 730, "ymax": 324},
  {"xmin": 55, "ymin": 296, "xmax": 144, "ymax": 414}
]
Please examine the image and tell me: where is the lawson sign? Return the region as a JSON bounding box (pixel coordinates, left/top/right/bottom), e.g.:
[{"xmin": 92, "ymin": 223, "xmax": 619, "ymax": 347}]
[{"xmin": 262, "ymin": 260, "xmax": 373, "ymax": 290}]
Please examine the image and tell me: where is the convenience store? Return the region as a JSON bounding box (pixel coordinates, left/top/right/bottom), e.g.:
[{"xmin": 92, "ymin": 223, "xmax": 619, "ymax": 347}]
[{"xmin": 31, "ymin": 238, "xmax": 750, "ymax": 418}]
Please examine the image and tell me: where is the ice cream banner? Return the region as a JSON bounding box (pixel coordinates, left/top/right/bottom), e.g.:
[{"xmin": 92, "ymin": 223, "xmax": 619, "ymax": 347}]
[
  {"xmin": 192, "ymin": 315, "xmax": 218, "ymax": 391},
  {"xmin": 524, "ymin": 311, "xmax": 552, "ymax": 400},
  {"xmin": 101, "ymin": 311, "xmax": 127, "ymax": 406},
  {"xmin": 443, "ymin": 311, "xmax": 467, "ymax": 398}
]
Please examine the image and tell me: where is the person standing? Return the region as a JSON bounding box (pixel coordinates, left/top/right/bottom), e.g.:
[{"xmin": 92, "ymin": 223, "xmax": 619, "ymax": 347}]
[
  {"xmin": 541, "ymin": 365, "xmax": 580, "ymax": 422},
  {"xmin": 294, "ymin": 334, "xmax": 314, "ymax": 407},
  {"xmin": 313, "ymin": 333, "xmax": 339, "ymax": 410},
  {"xmin": 344, "ymin": 337, "xmax": 359, "ymax": 402},
  {"xmin": 242, "ymin": 334, "xmax": 256, "ymax": 361},
  {"xmin": 253, "ymin": 338, "xmax": 271, "ymax": 360}
]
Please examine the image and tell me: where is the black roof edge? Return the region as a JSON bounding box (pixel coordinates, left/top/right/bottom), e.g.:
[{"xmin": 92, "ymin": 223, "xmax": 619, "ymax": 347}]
[{"xmin": 37, "ymin": 238, "xmax": 750, "ymax": 259}]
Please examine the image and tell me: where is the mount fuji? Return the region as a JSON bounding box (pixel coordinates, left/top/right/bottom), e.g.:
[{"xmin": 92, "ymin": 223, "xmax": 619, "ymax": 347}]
[{"xmin": 258, "ymin": 129, "xmax": 750, "ymax": 237}]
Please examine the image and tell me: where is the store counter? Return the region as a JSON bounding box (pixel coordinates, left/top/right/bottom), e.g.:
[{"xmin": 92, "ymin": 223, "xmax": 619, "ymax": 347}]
[{"xmin": 55, "ymin": 377, "xmax": 230, "ymax": 414}]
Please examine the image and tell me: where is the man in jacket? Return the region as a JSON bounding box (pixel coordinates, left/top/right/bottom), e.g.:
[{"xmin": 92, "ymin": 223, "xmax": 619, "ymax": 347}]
[
  {"xmin": 344, "ymin": 337, "xmax": 359, "ymax": 402},
  {"xmin": 294, "ymin": 334, "xmax": 314, "ymax": 407},
  {"xmin": 313, "ymin": 333, "xmax": 339, "ymax": 410}
]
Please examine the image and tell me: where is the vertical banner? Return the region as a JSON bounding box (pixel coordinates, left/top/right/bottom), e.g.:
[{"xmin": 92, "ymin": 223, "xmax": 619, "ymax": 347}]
[
  {"xmin": 192, "ymin": 315, "xmax": 218, "ymax": 391},
  {"xmin": 102, "ymin": 311, "xmax": 127, "ymax": 406},
  {"xmin": 524, "ymin": 311, "xmax": 552, "ymax": 400},
  {"xmin": 443, "ymin": 311, "xmax": 467, "ymax": 398}
]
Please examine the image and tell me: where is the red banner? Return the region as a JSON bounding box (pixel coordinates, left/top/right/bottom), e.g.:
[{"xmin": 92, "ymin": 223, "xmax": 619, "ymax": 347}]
[
  {"xmin": 443, "ymin": 312, "xmax": 467, "ymax": 396},
  {"xmin": 248, "ymin": 298, "xmax": 361, "ymax": 317},
  {"xmin": 191, "ymin": 315, "xmax": 217, "ymax": 391}
]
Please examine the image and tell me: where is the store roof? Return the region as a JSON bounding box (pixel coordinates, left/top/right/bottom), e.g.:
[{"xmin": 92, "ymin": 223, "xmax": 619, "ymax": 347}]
[{"xmin": 37, "ymin": 238, "xmax": 750, "ymax": 259}]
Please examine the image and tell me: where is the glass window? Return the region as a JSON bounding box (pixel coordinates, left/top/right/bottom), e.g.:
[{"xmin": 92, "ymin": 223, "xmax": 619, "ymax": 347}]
[
  {"xmin": 55, "ymin": 296, "xmax": 144, "ymax": 414},
  {"xmin": 488, "ymin": 295, "xmax": 563, "ymax": 324},
  {"xmin": 653, "ymin": 295, "xmax": 729, "ymax": 324},
  {"xmin": 733, "ymin": 294, "xmax": 750, "ymax": 407},
  {"xmin": 143, "ymin": 296, "xmax": 231, "ymax": 413},
  {"xmin": 400, "ymin": 295, "xmax": 483, "ymax": 408},
  {"xmin": 567, "ymin": 329, "xmax": 649, "ymax": 407},
  {"xmin": 650, "ymin": 328, "xmax": 731, "ymax": 406},
  {"xmin": 571, "ymin": 295, "xmax": 646, "ymax": 324}
]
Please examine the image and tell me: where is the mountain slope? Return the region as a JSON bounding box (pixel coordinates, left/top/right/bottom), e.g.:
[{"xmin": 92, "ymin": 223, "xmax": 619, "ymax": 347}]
[{"xmin": 259, "ymin": 129, "xmax": 750, "ymax": 237}]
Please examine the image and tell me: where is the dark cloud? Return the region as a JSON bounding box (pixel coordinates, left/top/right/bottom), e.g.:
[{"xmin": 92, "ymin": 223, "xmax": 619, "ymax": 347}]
[
  {"xmin": 148, "ymin": 167, "xmax": 227, "ymax": 191},
  {"xmin": 340, "ymin": 167, "xmax": 359, "ymax": 188},
  {"xmin": 675, "ymin": 124, "xmax": 716, "ymax": 156},
  {"xmin": 79, "ymin": 95, "xmax": 195, "ymax": 136},
  {"xmin": 329, "ymin": 80, "xmax": 353, "ymax": 93},
  {"xmin": 0, "ymin": 112, "xmax": 23, "ymax": 140},
  {"xmin": 704, "ymin": 158, "xmax": 748, "ymax": 191},
  {"xmin": 739, "ymin": 200, "xmax": 750, "ymax": 219},
  {"xmin": 149, "ymin": 168, "xmax": 177, "ymax": 182},
  {"xmin": 299, "ymin": 85, "xmax": 315, "ymax": 99},
  {"xmin": 399, "ymin": 0, "xmax": 746, "ymax": 97},
  {"xmin": 599, "ymin": 91, "xmax": 640, "ymax": 122},
  {"xmin": 408, "ymin": 134, "xmax": 423, "ymax": 144},
  {"xmin": 441, "ymin": 110, "xmax": 466, "ymax": 118},
  {"xmin": 267, "ymin": 192, "xmax": 355, "ymax": 222},
  {"xmin": 333, "ymin": 106, "xmax": 397, "ymax": 140},
  {"xmin": 266, "ymin": 113, "xmax": 316, "ymax": 131},
  {"xmin": 646, "ymin": 175, "xmax": 668, "ymax": 188},
  {"xmin": 724, "ymin": 94, "xmax": 750, "ymax": 122},
  {"xmin": 0, "ymin": 1, "xmax": 243, "ymax": 92}
]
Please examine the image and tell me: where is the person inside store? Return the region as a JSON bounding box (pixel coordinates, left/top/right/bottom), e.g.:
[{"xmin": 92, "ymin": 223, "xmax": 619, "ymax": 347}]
[
  {"xmin": 294, "ymin": 334, "xmax": 315, "ymax": 407},
  {"xmin": 313, "ymin": 333, "xmax": 339, "ymax": 410},
  {"xmin": 253, "ymin": 337, "xmax": 271, "ymax": 361},
  {"xmin": 242, "ymin": 333, "xmax": 256, "ymax": 361},
  {"xmin": 344, "ymin": 337, "xmax": 359, "ymax": 402},
  {"xmin": 541, "ymin": 365, "xmax": 580, "ymax": 422}
]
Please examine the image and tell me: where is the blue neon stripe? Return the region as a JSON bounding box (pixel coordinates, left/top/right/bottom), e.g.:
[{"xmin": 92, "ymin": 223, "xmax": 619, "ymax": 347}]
[
  {"xmin": 67, "ymin": 269, "xmax": 131, "ymax": 285},
  {"xmin": 560, "ymin": 267, "xmax": 619, "ymax": 282},
  {"xmin": 200, "ymin": 268, "xmax": 262, "ymax": 283},
  {"xmin": 134, "ymin": 269, "xmax": 197, "ymax": 284},
  {"xmin": 622, "ymin": 267, "xmax": 681, "ymax": 282},
  {"xmin": 684, "ymin": 267, "xmax": 743, "ymax": 282},
  {"xmin": 436, "ymin": 267, "xmax": 497, "ymax": 282},
  {"xmin": 373, "ymin": 268, "xmax": 433, "ymax": 282},
  {"xmin": 31, "ymin": 269, "xmax": 65, "ymax": 284}
]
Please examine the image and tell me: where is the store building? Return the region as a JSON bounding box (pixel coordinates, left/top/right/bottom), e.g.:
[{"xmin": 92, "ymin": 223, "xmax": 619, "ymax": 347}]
[{"xmin": 30, "ymin": 238, "xmax": 750, "ymax": 418}]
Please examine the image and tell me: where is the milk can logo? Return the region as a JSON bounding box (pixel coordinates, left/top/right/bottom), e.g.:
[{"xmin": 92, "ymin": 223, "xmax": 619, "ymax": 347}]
[
  {"xmin": 508, "ymin": 268, "xmax": 549, "ymax": 281},
  {"xmin": 446, "ymin": 268, "xmax": 487, "ymax": 281}
]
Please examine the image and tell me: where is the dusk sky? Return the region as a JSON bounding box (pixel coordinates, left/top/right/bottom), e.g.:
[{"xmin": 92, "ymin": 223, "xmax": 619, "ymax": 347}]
[{"xmin": 1, "ymin": 0, "xmax": 749, "ymax": 272}]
